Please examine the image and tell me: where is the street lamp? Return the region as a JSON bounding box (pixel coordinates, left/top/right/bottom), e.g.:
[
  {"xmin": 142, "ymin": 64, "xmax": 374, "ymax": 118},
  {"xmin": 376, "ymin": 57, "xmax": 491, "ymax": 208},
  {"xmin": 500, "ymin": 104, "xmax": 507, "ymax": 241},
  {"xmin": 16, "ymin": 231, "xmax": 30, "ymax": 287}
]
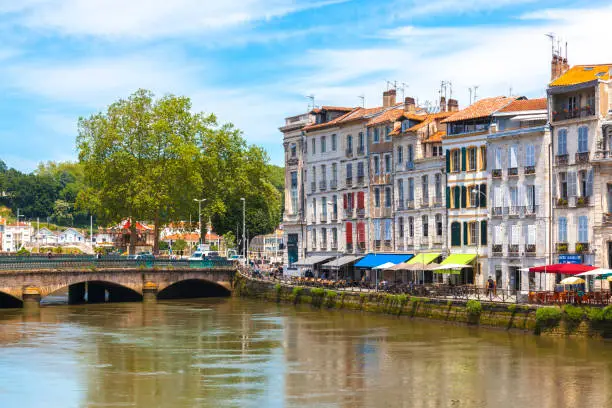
[
  {"xmin": 240, "ymin": 198, "xmax": 246, "ymax": 260},
  {"xmin": 193, "ymin": 198, "xmax": 206, "ymax": 249}
]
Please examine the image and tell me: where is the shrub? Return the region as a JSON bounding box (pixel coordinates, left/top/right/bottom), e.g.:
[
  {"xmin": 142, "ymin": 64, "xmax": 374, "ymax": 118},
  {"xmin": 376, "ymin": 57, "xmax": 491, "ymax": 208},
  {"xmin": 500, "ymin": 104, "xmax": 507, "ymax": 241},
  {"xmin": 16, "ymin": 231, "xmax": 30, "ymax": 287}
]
[
  {"xmin": 507, "ymin": 304, "xmax": 517, "ymax": 314},
  {"xmin": 535, "ymin": 307, "xmax": 562, "ymax": 331},
  {"xmin": 398, "ymin": 294, "xmax": 408, "ymax": 306},
  {"xmin": 311, "ymin": 288, "xmax": 325, "ymax": 297},
  {"xmin": 586, "ymin": 307, "xmax": 604, "ymax": 323},
  {"xmin": 325, "ymin": 290, "xmax": 338, "ymax": 299},
  {"xmin": 16, "ymin": 247, "xmax": 31, "ymax": 256},
  {"xmin": 274, "ymin": 283, "xmax": 282, "ymax": 293},
  {"xmin": 292, "ymin": 287, "xmax": 303, "ymax": 296},
  {"xmin": 563, "ymin": 305, "xmax": 584, "ymax": 323},
  {"xmin": 466, "ymin": 300, "xmax": 482, "ymax": 317}
]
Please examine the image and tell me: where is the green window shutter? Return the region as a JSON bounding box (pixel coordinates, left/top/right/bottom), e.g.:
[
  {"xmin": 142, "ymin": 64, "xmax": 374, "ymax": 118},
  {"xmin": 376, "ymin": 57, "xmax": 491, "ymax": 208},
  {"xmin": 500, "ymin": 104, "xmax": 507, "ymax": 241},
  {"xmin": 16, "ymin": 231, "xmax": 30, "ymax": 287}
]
[
  {"xmin": 479, "ymin": 184, "xmax": 487, "ymax": 208},
  {"xmin": 446, "ymin": 150, "xmax": 451, "ymax": 173},
  {"xmin": 461, "ymin": 185, "xmax": 467, "ymax": 208},
  {"xmin": 463, "ymin": 222, "xmax": 468, "ymax": 245},
  {"xmin": 453, "ymin": 186, "xmax": 460, "ymax": 209},
  {"xmin": 446, "ymin": 186, "xmax": 451, "ymax": 208},
  {"xmin": 461, "ymin": 147, "xmax": 467, "ymax": 171},
  {"xmin": 451, "ymin": 222, "xmax": 460, "ymax": 246},
  {"xmin": 481, "ymin": 220, "xmax": 487, "ymax": 245}
]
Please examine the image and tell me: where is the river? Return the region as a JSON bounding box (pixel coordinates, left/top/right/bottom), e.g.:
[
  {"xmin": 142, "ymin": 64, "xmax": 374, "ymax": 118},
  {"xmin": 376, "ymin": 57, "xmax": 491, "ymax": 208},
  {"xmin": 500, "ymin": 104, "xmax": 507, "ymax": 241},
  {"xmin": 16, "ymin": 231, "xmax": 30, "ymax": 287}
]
[{"xmin": 0, "ymin": 298, "xmax": 611, "ymax": 407}]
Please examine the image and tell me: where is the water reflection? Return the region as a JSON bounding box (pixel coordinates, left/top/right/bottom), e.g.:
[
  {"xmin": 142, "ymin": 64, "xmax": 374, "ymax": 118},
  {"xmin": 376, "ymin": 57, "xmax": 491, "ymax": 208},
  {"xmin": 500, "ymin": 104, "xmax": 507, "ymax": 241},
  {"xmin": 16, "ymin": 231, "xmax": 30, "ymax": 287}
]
[{"xmin": 0, "ymin": 299, "xmax": 611, "ymax": 407}]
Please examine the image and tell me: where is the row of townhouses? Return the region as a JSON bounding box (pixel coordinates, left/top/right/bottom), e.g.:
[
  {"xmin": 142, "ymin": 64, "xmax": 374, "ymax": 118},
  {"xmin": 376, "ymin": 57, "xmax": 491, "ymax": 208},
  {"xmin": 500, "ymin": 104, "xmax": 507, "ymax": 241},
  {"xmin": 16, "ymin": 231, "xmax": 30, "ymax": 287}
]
[{"xmin": 281, "ymin": 55, "xmax": 612, "ymax": 291}]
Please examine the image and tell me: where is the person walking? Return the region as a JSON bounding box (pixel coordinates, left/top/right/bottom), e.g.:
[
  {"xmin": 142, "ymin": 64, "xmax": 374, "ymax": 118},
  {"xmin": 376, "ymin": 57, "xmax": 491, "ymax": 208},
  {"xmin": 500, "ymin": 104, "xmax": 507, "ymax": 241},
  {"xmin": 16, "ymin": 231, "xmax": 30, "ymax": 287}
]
[{"xmin": 487, "ymin": 276, "xmax": 496, "ymax": 301}]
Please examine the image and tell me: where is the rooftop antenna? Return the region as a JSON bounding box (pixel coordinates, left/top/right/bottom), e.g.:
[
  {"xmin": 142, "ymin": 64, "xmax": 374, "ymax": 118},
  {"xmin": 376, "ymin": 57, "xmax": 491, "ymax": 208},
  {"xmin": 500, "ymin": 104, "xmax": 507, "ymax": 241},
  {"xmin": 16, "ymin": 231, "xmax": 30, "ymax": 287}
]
[
  {"xmin": 509, "ymin": 86, "xmax": 513, "ymax": 97},
  {"xmin": 473, "ymin": 85, "xmax": 479, "ymax": 102},
  {"xmin": 357, "ymin": 95, "xmax": 365, "ymax": 108},
  {"xmin": 545, "ymin": 33, "xmax": 555, "ymax": 56},
  {"xmin": 399, "ymin": 82, "xmax": 409, "ymax": 100},
  {"xmin": 468, "ymin": 88, "xmax": 473, "ymax": 105},
  {"xmin": 306, "ymin": 94, "xmax": 315, "ymax": 111}
]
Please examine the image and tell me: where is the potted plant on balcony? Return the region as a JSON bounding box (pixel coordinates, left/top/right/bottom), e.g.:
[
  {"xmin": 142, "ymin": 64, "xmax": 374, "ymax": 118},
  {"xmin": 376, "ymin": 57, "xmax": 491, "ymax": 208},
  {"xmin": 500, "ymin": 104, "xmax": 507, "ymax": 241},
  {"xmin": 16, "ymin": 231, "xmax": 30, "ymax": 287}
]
[
  {"xmin": 556, "ymin": 243, "xmax": 568, "ymax": 253},
  {"xmin": 557, "ymin": 197, "xmax": 568, "ymax": 207},
  {"xmin": 577, "ymin": 196, "xmax": 586, "ymax": 206}
]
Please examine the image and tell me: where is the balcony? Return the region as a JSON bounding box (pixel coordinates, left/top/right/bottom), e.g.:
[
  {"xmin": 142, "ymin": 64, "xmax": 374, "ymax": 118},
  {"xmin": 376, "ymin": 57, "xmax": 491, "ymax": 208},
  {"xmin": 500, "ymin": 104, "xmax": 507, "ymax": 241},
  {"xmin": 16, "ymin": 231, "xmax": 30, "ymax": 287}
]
[
  {"xmin": 492, "ymin": 207, "xmax": 503, "ymax": 217},
  {"xmin": 525, "ymin": 244, "xmax": 536, "ymax": 256},
  {"xmin": 555, "ymin": 154, "xmax": 569, "ymax": 166},
  {"xmin": 397, "ymin": 200, "xmax": 405, "ymax": 210},
  {"xmin": 593, "ymin": 150, "xmax": 612, "ymax": 161},
  {"xmin": 433, "ymin": 235, "xmax": 443, "ymax": 245},
  {"xmin": 406, "ymin": 162, "xmax": 414, "ymax": 171},
  {"xmin": 421, "ymin": 198, "xmax": 430, "ymax": 208},
  {"xmin": 330, "ymin": 212, "xmax": 338, "ymax": 222},
  {"xmin": 331, "ymin": 242, "xmax": 338, "ymax": 251},
  {"xmin": 432, "ymin": 198, "xmax": 443, "ymax": 208},
  {"xmin": 492, "ymin": 244, "xmax": 503, "ymax": 256},
  {"xmin": 383, "ymin": 240, "xmax": 392, "ymax": 251},
  {"xmin": 343, "ymin": 208, "xmax": 354, "ymax": 219},
  {"xmin": 372, "ymin": 174, "xmax": 391, "ymax": 185},
  {"xmin": 345, "ymin": 148, "xmax": 353, "ymax": 158},
  {"xmin": 346, "ymin": 177, "xmax": 353, "ymax": 187},
  {"xmin": 287, "ymin": 157, "xmax": 299, "ymax": 166},
  {"xmin": 346, "ymin": 243, "xmax": 354, "ymax": 253},
  {"xmin": 576, "ymin": 196, "xmax": 590, "ymax": 208},
  {"xmin": 406, "ymin": 200, "xmax": 415, "ymax": 209},
  {"xmin": 555, "ymin": 197, "xmax": 568, "ymax": 208},
  {"xmin": 508, "ymin": 206, "xmax": 523, "ymax": 218},
  {"xmin": 604, "ymin": 213, "xmax": 612, "ymax": 224},
  {"xmin": 556, "ymin": 242, "xmax": 568, "ymax": 253},
  {"xmin": 356, "ymin": 208, "xmax": 365, "ymax": 218},
  {"xmin": 552, "ymin": 106, "xmax": 595, "ymax": 122},
  {"xmin": 508, "ymin": 244, "xmax": 520, "ymax": 256},
  {"xmin": 330, "ymin": 180, "xmax": 338, "ymax": 190},
  {"xmin": 311, "ymin": 181, "xmax": 316, "ymax": 193},
  {"xmin": 420, "ymin": 237, "xmax": 429, "ymax": 246},
  {"xmin": 396, "ymin": 243, "xmax": 405, "ymax": 252},
  {"xmin": 357, "ymin": 175, "xmax": 365, "ymax": 185},
  {"xmin": 320, "ymin": 242, "xmax": 328, "ymax": 251},
  {"xmin": 319, "ymin": 180, "xmax": 327, "ymax": 191},
  {"xmin": 575, "ymin": 242, "xmax": 590, "ymax": 254},
  {"xmin": 320, "ymin": 213, "xmax": 327, "ymax": 223},
  {"xmin": 357, "ymin": 242, "xmax": 366, "ymax": 252},
  {"xmin": 374, "ymin": 240, "xmax": 381, "ymax": 250},
  {"xmin": 357, "ymin": 146, "xmax": 365, "ymax": 155},
  {"xmin": 525, "ymin": 205, "xmax": 538, "ymax": 217},
  {"xmin": 524, "ymin": 165, "xmax": 536, "ymax": 175},
  {"xmin": 576, "ymin": 151, "xmax": 590, "ymax": 164},
  {"xmin": 507, "ymin": 167, "xmax": 518, "ymax": 177},
  {"xmin": 492, "ymin": 169, "xmax": 502, "ymax": 179}
]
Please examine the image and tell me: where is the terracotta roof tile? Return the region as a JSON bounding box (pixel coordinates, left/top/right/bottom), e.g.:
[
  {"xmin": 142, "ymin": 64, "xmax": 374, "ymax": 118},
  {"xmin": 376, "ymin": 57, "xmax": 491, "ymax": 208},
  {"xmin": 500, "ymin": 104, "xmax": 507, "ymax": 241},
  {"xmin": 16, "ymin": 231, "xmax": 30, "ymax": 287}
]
[
  {"xmin": 498, "ymin": 98, "xmax": 547, "ymax": 113},
  {"xmin": 366, "ymin": 107, "xmax": 407, "ymax": 127},
  {"xmin": 422, "ymin": 130, "xmax": 445, "ymax": 144},
  {"xmin": 550, "ymin": 64, "xmax": 612, "ymax": 87},
  {"xmin": 302, "ymin": 108, "xmax": 360, "ymax": 131},
  {"xmin": 310, "ymin": 106, "xmax": 354, "ymax": 114},
  {"xmin": 442, "ymin": 96, "xmax": 517, "ymax": 123}
]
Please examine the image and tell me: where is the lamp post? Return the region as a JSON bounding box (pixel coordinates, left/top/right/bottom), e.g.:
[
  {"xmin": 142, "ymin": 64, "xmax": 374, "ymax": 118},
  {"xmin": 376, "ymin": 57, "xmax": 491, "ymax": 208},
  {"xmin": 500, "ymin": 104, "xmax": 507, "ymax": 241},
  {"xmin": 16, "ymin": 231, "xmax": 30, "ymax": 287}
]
[
  {"xmin": 193, "ymin": 198, "xmax": 206, "ymax": 250},
  {"xmin": 471, "ymin": 188, "xmax": 487, "ymax": 286},
  {"xmin": 240, "ymin": 198, "xmax": 246, "ymax": 261}
]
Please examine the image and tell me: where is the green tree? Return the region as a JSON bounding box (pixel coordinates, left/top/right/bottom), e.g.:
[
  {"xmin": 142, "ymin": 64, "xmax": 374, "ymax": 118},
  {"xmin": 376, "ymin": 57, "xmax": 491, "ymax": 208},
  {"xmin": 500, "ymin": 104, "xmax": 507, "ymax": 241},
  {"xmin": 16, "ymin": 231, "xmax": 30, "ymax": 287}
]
[
  {"xmin": 172, "ymin": 239, "xmax": 187, "ymax": 252},
  {"xmin": 76, "ymin": 89, "xmax": 203, "ymax": 254},
  {"xmin": 52, "ymin": 199, "xmax": 73, "ymax": 226}
]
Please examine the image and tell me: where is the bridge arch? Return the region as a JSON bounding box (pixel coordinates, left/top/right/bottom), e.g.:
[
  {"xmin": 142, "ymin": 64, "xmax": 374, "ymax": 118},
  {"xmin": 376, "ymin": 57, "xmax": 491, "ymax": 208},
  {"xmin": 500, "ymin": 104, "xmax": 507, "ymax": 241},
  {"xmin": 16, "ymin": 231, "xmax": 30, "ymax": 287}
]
[
  {"xmin": 43, "ymin": 280, "xmax": 143, "ymax": 304},
  {"xmin": 157, "ymin": 279, "xmax": 231, "ymax": 300},
  {"xmin": 0, "ymin": 291, "xmax": 23, "ymax": 308}
]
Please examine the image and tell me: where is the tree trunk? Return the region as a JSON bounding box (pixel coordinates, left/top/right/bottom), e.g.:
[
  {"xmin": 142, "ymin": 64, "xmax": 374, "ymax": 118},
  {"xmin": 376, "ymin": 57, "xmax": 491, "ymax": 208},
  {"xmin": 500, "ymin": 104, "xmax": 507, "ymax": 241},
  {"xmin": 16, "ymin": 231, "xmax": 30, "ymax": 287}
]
[
  {"xmin": 153, "ymin": 210, "xmax": 160, "ymax": 255},
  {"xmin": 129, "ymin": 218, "xmax": 137, "ymax": 255}
]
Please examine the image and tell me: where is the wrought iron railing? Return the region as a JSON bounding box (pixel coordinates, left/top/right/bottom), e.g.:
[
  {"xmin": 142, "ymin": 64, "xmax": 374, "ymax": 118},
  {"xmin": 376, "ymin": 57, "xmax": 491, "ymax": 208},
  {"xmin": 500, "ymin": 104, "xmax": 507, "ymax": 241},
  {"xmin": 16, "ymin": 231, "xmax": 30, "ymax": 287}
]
[{"xmin": 0, "ymin": 257, "xmax": 236, "ymax": 271}]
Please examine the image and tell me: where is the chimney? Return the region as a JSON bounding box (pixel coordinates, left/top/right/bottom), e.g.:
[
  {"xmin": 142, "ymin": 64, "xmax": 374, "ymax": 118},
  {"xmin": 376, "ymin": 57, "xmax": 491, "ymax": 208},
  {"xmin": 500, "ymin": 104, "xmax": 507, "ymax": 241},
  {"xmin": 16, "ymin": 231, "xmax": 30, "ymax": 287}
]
[
  {"xmin": 439, "ymin": 96, "xmax": 447, "ymax": 112},
  {"xmin": 404, "ymin": 96, "xmax": 416, "ymax": 113},
  {"xmin": 551, "ymin": 54, "xmax": 570, "ymax": 81},
  {"xmin": 447, "ymin": 99, "xmax": 459, "ymax": 112},
  {"xmin": 383, "ymin": 89, "xmax": 397, "ymax": 108}
]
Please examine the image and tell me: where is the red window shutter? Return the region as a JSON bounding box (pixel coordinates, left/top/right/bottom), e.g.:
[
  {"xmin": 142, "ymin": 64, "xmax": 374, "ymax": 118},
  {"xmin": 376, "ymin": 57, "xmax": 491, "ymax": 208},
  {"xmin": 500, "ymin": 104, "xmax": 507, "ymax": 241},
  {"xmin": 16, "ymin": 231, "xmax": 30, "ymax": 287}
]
[
  {"xmin": 351, "ymin": 192, "xmax": 356, "ymax": 209},
  {"xmin": 346, "ymin": 222, "xmax": 353, "ymax": 244},
  {"xmin": 357, "ymin": 222, "xmax": 365, "ymax": 243},
  {"xmin": 358, "ymin": 192, "xmax": 364, "ymax": 209},
  {"xmin": 343, "ymin": 194, "xmax": 347, "ymax": 209}
]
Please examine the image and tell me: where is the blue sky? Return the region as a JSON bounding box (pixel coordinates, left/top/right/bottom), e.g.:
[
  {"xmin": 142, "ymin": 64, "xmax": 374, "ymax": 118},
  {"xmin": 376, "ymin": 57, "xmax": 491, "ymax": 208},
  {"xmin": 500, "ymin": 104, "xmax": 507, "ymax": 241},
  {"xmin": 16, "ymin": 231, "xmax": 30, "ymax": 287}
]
[{"xmin": 1, "ymin": 0, "xmax": 612, "ymax": 172}]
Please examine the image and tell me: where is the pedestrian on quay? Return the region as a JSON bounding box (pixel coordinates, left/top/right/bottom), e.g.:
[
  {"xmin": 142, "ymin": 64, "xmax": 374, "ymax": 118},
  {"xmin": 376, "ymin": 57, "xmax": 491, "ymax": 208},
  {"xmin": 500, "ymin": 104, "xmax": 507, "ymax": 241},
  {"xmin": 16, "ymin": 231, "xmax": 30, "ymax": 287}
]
[{"xmin": 487, "ymin": 276, "xmax": 495, "ymax": 300}]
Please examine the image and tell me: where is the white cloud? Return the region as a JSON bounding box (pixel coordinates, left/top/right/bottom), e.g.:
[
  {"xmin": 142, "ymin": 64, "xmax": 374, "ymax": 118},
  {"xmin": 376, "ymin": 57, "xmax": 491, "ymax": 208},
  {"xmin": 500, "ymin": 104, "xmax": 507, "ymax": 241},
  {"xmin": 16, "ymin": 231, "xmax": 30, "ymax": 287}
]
[
  {"xmin": 0, "ymin": 0, "xmax": 345, "ymax": 39},
  {"xmin": 396, "ymin": 0, "xmax": 537, "ymax": 16}
]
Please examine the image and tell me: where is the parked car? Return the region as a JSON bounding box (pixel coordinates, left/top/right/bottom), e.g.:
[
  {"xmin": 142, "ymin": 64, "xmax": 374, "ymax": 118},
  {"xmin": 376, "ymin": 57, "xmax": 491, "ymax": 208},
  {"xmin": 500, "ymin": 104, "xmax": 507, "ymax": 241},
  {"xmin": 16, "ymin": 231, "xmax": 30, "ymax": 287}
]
[
  {"xmin": 127, "ymin": 252, "xmax": 155, "ymax": 261},
  {"xmin": 228, "ymin": 255, "xmax": 247, "ymax": 266},
  {"xmin": 188, "ymin": 251, "xmax": 206, "ymax": 261},
  {"xmin": 188, "ymin": 251, "xmax": 223, "ymax": 261}
]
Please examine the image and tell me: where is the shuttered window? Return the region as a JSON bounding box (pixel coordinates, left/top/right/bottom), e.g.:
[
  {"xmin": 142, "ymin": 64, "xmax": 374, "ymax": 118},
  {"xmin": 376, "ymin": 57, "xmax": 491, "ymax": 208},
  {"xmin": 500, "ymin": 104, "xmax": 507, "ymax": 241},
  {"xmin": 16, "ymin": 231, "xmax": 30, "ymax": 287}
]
[{"xmin": 578, "ymin": 216, "xmax": 588, "ymax": 243}]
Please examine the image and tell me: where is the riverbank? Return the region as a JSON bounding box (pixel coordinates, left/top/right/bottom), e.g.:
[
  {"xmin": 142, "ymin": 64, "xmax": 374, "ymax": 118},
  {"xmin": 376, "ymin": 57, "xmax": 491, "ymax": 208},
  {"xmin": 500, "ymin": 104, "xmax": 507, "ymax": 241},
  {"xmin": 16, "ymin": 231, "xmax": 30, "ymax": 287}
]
[{"xmin": 234, "ymin": 274, "xmax": 612, "ymax": 338}]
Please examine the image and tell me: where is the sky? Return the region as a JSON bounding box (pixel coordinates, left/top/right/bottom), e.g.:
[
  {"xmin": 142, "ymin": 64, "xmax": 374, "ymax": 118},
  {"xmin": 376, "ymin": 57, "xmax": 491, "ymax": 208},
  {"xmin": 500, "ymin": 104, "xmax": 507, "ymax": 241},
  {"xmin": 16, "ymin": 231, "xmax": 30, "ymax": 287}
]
[{"xmin": 1, "ymin": 0, "xmax": 612, "ymax": 172}]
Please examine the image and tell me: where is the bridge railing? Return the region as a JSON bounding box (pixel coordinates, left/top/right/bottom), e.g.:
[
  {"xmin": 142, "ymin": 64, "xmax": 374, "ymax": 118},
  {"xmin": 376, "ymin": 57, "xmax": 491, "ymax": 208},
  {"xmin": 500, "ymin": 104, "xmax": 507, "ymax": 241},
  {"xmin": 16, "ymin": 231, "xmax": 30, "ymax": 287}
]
[{"xmin": 0, "ymin": 256, "xmax": 236, "ymax": 271}]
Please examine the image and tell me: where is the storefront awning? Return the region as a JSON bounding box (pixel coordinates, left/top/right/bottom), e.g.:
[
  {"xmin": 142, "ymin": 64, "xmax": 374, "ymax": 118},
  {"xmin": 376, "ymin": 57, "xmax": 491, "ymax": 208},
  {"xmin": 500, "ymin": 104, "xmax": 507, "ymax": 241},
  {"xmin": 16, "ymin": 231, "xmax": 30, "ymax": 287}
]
[
  {"xmin": 354, "ymin": 253, "xmax": 414, "ymax": 269},
  {"xmin": 321, "ymin": 255, "xmax": 363, "ymax": 269},
  {"xmin": 407, "ymin": 253, "xmax": 441, "ymax": 265},
  {"xmin": 529, "ymin": 264, "xmax": 598, "ymax": 275},
  {"xmin": 434, "ymin": 254, "xmax": 477, "ymax": 274},
  {"xmin": 293, "ymin": 255, "xmax": 334, "ymax": 267}
]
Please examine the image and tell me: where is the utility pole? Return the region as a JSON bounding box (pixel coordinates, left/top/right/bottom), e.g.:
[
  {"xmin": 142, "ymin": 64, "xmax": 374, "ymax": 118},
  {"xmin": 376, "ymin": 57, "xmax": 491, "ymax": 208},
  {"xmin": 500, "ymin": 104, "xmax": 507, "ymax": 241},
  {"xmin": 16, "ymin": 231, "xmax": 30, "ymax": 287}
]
[
  {"xmin": 193, "ymin": 198, "xmax": 206, "ymax": 249},
  {"xmin": 241, "ymin": 198, "xmax": 246, "ymax": 260}
]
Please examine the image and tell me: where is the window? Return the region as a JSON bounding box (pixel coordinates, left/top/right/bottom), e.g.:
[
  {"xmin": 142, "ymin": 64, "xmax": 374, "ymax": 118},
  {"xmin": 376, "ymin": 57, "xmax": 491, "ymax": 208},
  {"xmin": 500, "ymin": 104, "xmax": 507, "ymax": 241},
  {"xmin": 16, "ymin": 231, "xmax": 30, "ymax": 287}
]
[
  {"xmin": 384, "ymin": 154, "xmax": 391, "ymax": 174},
  {"xmin": 373, "ymin": 127, "xmax": 380, "ymax": 143},
  {"xmin": 312, "ymin": 229, "xmax": 317, "ymax": 248},
  {"xmin": 373, "ymin": 156, "xmax": 380, "ymax": 175},
  {"xmin": 346, "ymin": 163, "xmax": 353, "ymax": 180},
  {"xmin": 511, "ymin": 225, "xmax": 520, "ymax": 245},
  {"xmin": 332, "ymin": 163, "xmax": 337, "ymax": 183},
  {"xmin": 568, "ymin": 96, "xmax": 577, "ymax": 112},
  {"xmin": 374, "ymin": 188, "xmax": 380, "ymax": 208},
  {"xmin": 321, "ymin": 228, "xmax": 327, "ymax": 246},
  {"xmin": 468, "ymin": 222, "xmax": 478, "ymax": 245},
  {"xmin": 510, "ymin": 186, "xmax": 518, "ymax": 208},
  {"xmin": 398, "ymin": 179, "xmax": 404, "ymax": 202},
  {"xmin": 558, "ymin": 217, "xmax": 567, "ymax": 242},
  {"xmin": 399, "ymin": 217, "xmax": 404, "ymax": 238},
  {"xmin": 384, "ymin": 219, "xmax": 392, "ymax": 241},
  {"xmin": 408, "ymin": 217, "xmax": 414, "ymax": 238},
  {"xmin": 397, "ymin": 146, "xmax": 403, "ymax": 165},
  {"xmin": 451, "ymin": 149, "xmax": 460, "ymax": 172},
  {"xmin": 312, "ymin": 198, "xmax": 317, "ymax": 222},
  {"xmin": 578, "ymin": 216, "xmax": 588, "ymax": 243},
  {"xmin": 407, "ymin": 145, "xmax": 414, "ymax": 168},
  {"xmin": 494, "ymin": 147, "xmax": 502, "ymax": 170},
  {"xmin": 468, "ymin": 147, "xmax": 477, "ymax": 171},
  {"xmin": 435, "ymin": 174, "xmax": 442, "ymax": 201},
  {"xmin": 321, "ymin": 164, "xmax": 326, "ymax": 181},
  {"xmin": 422, "ymin": 215, "xmax": 429, "ymax": 237},
  {"xmin": 527, "ymin": 225, "xmax": 536, "ymax": 246},
  {"xmin": 332, "ymin": 195, "xmax": 338, "ymax": 218},
  {"xmin": 578, "ymin": 127, "xmax": 589, "ymax": 153},
  {"xmin": 385, "ymin": 126, "xmax": 391, "ymax": 141},
  {"xmin": 374, "ymin": 219, "xmax": 381, "ymax": 241},
  {"xmin": 558, "ymin": 129, "xmax": 567, "ymax": 155},
  {"xmin": 321, "ymin": 136, "xmax": 326, "ymax": 153},
  {"xmin": 290, "ymin": 171, "xmax": 298, "ymax": 213},
  {"xmin": 422, "ymin": 175, "xmax": 429, "ymax": 203},
  {"xmin": 525, "ymin": 144, "xmax": 535, "ymax": 167},
  {"xmin": 559, "ymin": 172, "xmax": 568, "ymax": 199},
  {"xmin": 332, "ymin": 134, "xmax": 337, "ymax": 151},
  {"xmin": 451, "ymin": 222, "xmax": 461, "ymax": 246},
  {"xmin": 526, "ymin": 185, "xmax": 536, "ymax": 211},
  {"xmin": 408, "ymin": 178, "xmax": 414, "ymax": 201},
  {"xmin": 385, "ymin": 187, "xmax": 392, "ymax": 208},
  {"xmin": 357, "ymin": 162, "xmax": 364, "ymax": 177},
  {"xmin": 568, "ymin": 171, "xmax": 577, "ymax": 197},
  {"xmin": 346, "ymin": 134, "xmax": 352, "ymax": 152},
  {"xmin": 312, "ymin": 165, "xmax": 316, "ymax": 183},
  {"xmin": 436, "ymin": 214, "xmax": 442, "ymax": 236},
  {"xmin": 290, "ymin": 144, "xmax": 297, "ymax": 158},
  {"xmin": 479, "ymin": 146, "xmax": 487, "ymax": 170},
  {"xmin": 332, "ymin": 228, "xmax": 338, "ymax": 246},
  {"xmin": 578, "ymin": 170, "xmax": 587, "ymax": 197},
  {"xmin": 358, "ymin": 132, "xmax": 365, "ymax": 151},
  {"xmin": 311, "ymin": 138, "xmax": 316, "ymax": 154},
  {"xmin": 322, "ymin": 197, "xmax": 327, "ymax": 217},
  {"xmin": 509, "ymin": 144, "xmax": 518, "ymax": 168}
]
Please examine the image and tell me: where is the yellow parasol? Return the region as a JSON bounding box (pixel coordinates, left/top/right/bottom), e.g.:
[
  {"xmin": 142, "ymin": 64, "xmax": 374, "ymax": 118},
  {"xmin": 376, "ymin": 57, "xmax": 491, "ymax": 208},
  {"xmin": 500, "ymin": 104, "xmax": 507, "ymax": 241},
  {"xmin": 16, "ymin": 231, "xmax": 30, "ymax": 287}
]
[{"xmin": 560, "ymin": 276, "xmax": 586, "ymax": 285}]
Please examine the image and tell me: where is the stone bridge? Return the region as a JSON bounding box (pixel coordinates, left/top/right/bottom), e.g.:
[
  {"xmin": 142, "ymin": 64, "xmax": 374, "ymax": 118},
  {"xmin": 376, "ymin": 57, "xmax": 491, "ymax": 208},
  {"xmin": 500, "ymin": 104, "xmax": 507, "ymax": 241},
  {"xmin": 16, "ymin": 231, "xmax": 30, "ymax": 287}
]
[{"xmin": 0, "ymin": 267, "xmax": 236, "ymax": 308}]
